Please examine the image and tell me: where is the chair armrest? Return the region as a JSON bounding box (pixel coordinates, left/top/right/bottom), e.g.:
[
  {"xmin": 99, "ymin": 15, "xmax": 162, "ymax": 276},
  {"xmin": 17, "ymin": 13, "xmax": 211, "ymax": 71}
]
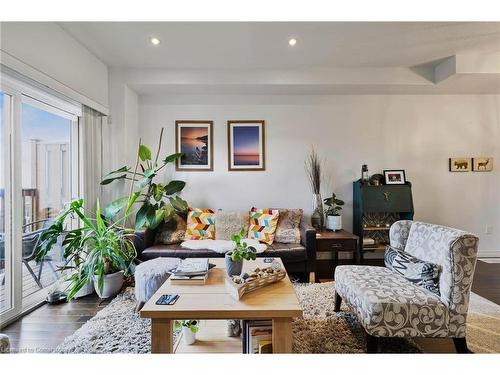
[
  {"xmin": 133, "ymin": 229, "xmax": 156, "ymax": 259},
  {"xmin": 300, "ymin": 222, "xmax": 317, "ymax": 262}
]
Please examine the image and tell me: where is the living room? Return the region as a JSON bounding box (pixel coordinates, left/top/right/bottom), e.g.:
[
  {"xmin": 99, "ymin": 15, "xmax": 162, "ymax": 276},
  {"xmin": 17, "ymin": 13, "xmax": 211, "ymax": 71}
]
[{"xmin": 1, "ymin": 0, "xmax": 500, "ymax": 371}]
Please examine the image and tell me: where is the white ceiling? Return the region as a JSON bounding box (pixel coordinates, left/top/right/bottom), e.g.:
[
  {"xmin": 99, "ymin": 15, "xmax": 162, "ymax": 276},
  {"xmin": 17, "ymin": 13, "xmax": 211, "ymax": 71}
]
[{"xmin": 59, "ymin": 22, "xmax": 500, "ymax": 69}]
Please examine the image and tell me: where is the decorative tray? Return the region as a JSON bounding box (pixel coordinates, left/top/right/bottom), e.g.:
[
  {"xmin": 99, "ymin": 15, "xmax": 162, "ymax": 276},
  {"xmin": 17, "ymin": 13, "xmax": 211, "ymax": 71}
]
[{"xmin": 225, "ymin": 265, "xmax": 286, "ymax": 300}]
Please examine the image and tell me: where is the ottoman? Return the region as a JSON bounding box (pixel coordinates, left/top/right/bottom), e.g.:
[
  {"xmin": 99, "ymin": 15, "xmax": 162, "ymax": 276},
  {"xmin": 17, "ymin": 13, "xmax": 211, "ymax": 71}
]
[{"xmin": 134, "ymin": 257, "xmax": 180, "ymax": 311}]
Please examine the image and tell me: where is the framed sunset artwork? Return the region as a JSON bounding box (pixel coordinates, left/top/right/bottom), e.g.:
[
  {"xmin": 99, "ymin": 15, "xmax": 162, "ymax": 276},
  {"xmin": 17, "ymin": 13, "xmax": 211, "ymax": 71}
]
[
  {"xmin": 227, "ymin": 120, "xmax": 266, "ymax": 171},
  {"xmin": 175, "ymin": 120, "xmax": 213, "ymax": 171}
]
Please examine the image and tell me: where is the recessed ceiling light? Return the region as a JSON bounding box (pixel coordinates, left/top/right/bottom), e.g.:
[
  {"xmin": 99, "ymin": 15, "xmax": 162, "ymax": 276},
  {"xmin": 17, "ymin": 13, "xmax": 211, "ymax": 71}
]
[
  {"xmin": 150, "ymin": 37, "xmax": 161, "ymax": 46},
  {"xmin": 288, "ymin": 38, "xmax": 297, "ymax": 46}
]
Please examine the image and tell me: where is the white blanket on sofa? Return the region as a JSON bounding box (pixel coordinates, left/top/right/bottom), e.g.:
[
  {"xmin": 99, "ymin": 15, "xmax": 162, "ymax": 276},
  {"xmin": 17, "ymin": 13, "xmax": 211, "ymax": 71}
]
[{"xmin": 180, "ymin": 239, "xmax": 267, "ymax": 254}]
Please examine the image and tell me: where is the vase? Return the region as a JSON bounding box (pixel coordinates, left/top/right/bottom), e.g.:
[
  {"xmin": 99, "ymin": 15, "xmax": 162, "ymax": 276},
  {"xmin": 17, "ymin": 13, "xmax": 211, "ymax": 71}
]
[
  {"xmin": 311, "ymin": 193, "xmax": 324, "ymax": 230},
  {"xmin": 182, "ymin": 326, "xmax": 196, "ymax": 345},
  {"xmin": 93, "ymin": 271, "xmax": 124, "ymax": 299},
  {"xmin": 225, "ymin": 253, "xmax": 243, "ymax": 277},
  {"xmin": 326, "ymin": 215, "xmax": 342, "ymax": 231}
]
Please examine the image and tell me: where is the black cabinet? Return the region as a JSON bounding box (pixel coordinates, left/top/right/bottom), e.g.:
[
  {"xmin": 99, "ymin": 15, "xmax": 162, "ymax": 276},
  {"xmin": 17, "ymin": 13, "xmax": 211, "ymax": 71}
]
[{"xmin": 353, "ymin": 180, "xmax": 414, "ymax": 262}]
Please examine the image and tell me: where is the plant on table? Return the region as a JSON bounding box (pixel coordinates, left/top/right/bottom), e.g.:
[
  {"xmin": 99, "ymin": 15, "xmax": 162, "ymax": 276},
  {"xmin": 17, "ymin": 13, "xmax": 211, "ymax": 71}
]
[
  {"xmin": 35, "ymin": 199, "xmax": 136, "ymax": 300},
  {"xmin": 225, "ymin": 228, "xmax": 257, "ymax": 276},
  {"xmin": 101, "ymin": 128, "xmax": 189, "ymax": 230},
  {"xmin": 175, "ymin": 320, "xmax": 199, "ymax": 345},
  {"xmin": 324, "ymin": 193, "xmax": 345, "ymax": 231}
]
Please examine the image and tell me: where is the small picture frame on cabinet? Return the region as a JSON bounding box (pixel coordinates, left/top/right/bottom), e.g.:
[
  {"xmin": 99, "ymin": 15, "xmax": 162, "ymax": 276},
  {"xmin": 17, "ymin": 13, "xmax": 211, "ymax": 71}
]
[{"xmin": 383, "ymin": 170, "xmax": 406, "ymax": 185}]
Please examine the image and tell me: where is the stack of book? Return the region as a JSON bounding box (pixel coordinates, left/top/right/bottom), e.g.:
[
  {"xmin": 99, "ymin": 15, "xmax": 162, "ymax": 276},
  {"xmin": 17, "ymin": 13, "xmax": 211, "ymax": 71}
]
[{"xmin": 170, "ymin": 258, "xmax": 210, "ymax": 285}]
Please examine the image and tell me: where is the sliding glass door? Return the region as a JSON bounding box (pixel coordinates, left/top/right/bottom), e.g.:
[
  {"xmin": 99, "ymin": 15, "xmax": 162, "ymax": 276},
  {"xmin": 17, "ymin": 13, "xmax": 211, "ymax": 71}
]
[{"xmin": 0, "ymin": 73, "xmax": 81, "ymax": 325}]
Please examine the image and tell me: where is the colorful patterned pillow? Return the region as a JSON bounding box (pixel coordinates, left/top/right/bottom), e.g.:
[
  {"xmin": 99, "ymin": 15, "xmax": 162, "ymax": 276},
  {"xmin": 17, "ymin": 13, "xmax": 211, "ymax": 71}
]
[
  {"xmin": 385, "ymin": 245, "xmax": 441, "ymax": 296},
  {"xmin": 248, "ymin": 208, "xmax": 280, "ymax": 245},
  {"xmin": 185, "ymin": 208, "xmax": 216, "ymax": 240}
]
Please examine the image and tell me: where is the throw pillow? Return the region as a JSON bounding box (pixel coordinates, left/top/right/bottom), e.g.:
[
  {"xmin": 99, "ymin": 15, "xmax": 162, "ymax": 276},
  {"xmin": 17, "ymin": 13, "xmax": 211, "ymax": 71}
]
[
  {"xmin": 154, "ymin": 213, "xmax": 187, "ymax": 245},
  {"xmin": 384, "ymin": 245, "xmax": 441, "ymax": 296},
  {"xmin": 248, "ymin": 208, "xmax": 280, "ymax": 245},
  {"xmin": 185, "ymin": 208, "xmax": 216, "ymax": 240},
  {"xmin": 274, "ymin": 208, "xmax": 303, "ymax": 244},
  {"xmin": 215, "ymin": 211, "xmax": 249, "ymax": 240}
]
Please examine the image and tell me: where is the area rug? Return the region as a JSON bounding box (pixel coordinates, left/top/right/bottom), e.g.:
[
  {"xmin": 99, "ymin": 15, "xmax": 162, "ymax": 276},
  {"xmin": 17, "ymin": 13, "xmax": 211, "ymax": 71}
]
[
  {"xmin": 55, "ymin": 282, "xmax": 498, "ymax": 354},
  {"xmin": 466, "ymin": 292, "xmax": 500, "ymax": 353}
]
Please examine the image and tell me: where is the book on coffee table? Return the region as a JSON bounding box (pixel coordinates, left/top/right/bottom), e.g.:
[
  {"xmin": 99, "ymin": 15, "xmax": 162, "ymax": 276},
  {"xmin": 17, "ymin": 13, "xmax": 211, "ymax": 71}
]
[
  {"xmin": 172, "ymin": 258, "xmax": 209, "ymax": 276},
  {"xmin": 170, "ymin": 273, "xmax": 209, "ymax": 285}
]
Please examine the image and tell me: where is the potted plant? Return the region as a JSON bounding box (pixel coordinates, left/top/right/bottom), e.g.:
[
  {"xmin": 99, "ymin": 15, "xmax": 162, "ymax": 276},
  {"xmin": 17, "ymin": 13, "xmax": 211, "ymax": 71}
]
[
  {"xmin": 175, "ymin": 320, "xmax": 199, "ymax": 345},
  {"xmin": 324, "ymin": 193, "xmax": 345, "ymax": 231},
  {"xmin": 305, "ymin": 148, "xmax": 324, "ymax": 230},
  {"xmin": 35, "ymin": 199, "xmax": 136, "ymax": 300},
  {"xmin": 225, "ymin": 228, "xmax": 257, "ymax": 277}
]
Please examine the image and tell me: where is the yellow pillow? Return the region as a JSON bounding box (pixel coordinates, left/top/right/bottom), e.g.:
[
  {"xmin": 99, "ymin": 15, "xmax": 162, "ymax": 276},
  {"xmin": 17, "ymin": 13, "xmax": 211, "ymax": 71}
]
[
  {"xmin": 248, "ymin": 208, "xmax": 280, "ymax": 245},
  {"xmin": 185, "ymin": 208, "xmax": 216, "ymax": 240}
]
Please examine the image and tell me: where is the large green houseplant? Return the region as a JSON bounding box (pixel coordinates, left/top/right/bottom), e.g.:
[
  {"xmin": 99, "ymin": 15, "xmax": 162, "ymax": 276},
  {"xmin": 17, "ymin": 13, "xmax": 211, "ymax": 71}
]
[
  {"xmin": 101, "ymin": 128, "xmax": 188, "ymax": 230},
  {"xmin": 35, "ymin": 199, "xmax": 136, "ymax": 300}
]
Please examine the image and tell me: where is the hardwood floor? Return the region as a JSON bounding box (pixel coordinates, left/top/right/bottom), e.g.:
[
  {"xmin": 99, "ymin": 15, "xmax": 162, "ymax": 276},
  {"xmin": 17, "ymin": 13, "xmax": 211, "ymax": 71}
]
[{"xmin": 1, "ymin": 260, "xmax": 498, "ymax": 353}]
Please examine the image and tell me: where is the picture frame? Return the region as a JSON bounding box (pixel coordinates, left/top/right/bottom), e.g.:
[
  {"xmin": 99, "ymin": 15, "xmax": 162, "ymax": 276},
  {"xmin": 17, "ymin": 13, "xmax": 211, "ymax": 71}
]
[
  {"xmin": 449, "ymin": 157, "xmax": 471, "ymax": 172},
  {"xmin": 175, "ymin": 120, "xmax": 213, "ymax": 171},
  {"xmin": 227, "ymin": 120, "xmax": 266, "ymax": 171},
  {"xmin": 472, "ymin": 157, "xmax": 493, "ymax": 172},
  {"xmin": 383, "ymin": 170, "xmax": 406, "ymax": 185}
]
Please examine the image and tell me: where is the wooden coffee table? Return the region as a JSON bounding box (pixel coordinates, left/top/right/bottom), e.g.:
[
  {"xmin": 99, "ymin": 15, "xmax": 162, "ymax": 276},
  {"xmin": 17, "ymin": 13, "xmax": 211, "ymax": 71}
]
[{"xmin": 140, "ymin": 258, "xmax": 303, "ymax": 353}]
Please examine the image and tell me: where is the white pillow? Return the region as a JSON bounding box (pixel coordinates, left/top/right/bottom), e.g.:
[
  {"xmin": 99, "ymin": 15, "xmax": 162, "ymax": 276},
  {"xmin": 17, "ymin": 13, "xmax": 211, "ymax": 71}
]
[{"xmin": 180, "ymin": 239, "xmax": 267, "ymax": 254}]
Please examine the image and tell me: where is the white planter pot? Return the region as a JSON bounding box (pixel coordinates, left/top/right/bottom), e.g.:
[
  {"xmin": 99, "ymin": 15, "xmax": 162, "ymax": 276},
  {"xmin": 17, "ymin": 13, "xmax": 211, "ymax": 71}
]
[
  {"xmin": 326, "ymin": 215, "xmax": 342, "ymax": 231},
  {"xmin": 93, "ymin": 271, "xmax": 124, "ymax": 299},
  {"xmin": 182, "ymin": 327, "xmax": 196, "ymax": 345},
  {"xmin": 73, "ymin": 279, "xmax": 95, "ymax": 299}
]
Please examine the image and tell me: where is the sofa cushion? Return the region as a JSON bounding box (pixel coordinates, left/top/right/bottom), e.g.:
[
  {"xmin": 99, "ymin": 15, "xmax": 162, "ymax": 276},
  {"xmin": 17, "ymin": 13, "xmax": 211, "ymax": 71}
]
[
  {"xmin": 248, "ymin": 208, "xmax": 279, "ymax": 245},
  {"xmin": 274, "ymin": 208, "xmax": 303, "ymax": 244},
  {"xmin": 384, "ymin": 245, "xmax": 441, "ymax": 296},
  {"xmin": 185, "ymin": 207, "xmax": 216, "ymax": 240},
  {"xmin": 140, "ymin": 242, "xmax": 307, "ymax": 263},
  {"xmin": 154, "ymin": 214, "xmax": 187, "ymax": 245},
  {"xmin": 334, "ymin": 265, "xmax": 449, "ymax": 338},
  {"xmin": 215, "ymin": 211, "xmax": 249, "ymax": 240}
]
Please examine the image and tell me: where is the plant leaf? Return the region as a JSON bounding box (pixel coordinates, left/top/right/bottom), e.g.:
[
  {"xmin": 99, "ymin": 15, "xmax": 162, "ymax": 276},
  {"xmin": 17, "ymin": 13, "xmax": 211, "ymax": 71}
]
[
  {"xmin": 135, "ymin": 203, "xmax": 153, "ymax": 230},
  {"xmin": 163, "ymin": 152, "xmax": 183, "ymax": 164},
  {"xmin": 102, "ymin": 166, "xmax": 129, "ymax": 179},
  {"xmin": 138, "ymin": 144, "xmax": 152, "ymax": 161},
  {"xmin": 169, "ymin": 196, "xmax": 188, "ymax": 212},
  {"xmin": 135, "ymin": 177, "xmax": 152, "ymax": 189},
  {"xmin": 163, "ymin": 180, "xmax": 186, "ymax": 196},
  {"xmin": 103, "ymin": 197, "xmax": 129, "ymax": 220},
  {"xmin": 101, "ymin": 174, "xmax": 127, "ymax": 185}
]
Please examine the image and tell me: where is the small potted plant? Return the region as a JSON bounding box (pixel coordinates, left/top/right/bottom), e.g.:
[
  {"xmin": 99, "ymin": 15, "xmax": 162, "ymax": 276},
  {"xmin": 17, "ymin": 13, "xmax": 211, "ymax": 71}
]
[
  {"xmin": 324, "ymin": 193, "xmax": 345, "ymax": 231},
  {"xmin": 175, "ymin": 320, "xmax": 199, "ymax": 345},
  {"xmin": 225, "ymin": 228, "xmax": 257, "ymax": 277}
]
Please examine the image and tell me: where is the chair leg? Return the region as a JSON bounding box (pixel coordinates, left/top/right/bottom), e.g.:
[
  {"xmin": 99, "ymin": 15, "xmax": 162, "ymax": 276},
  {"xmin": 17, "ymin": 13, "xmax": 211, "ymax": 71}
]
[
  {"xmin": 366, "ymin": 334, "xmax": 379, "ymax": 353},
  {"xmin": 453, "ymin": 337, "xmax": 469, "ymax": 353},
  {"xmin": 24, "ymin": 260, "xmax": 43, "ymax": 288},
  {"xmin": 334, "ymin": 291, "xmax": 342, "ymax": 312}
]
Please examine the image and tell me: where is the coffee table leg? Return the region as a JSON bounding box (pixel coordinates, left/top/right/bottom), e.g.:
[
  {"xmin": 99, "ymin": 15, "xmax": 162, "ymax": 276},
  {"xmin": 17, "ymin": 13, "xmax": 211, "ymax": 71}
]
[
  {"xmin": 272, "ymin": 318, "xmax": 293, "ymax": 353},
  {"xmin": 151, "ymin": 318, "xmax": 173, "ymax": 353}
]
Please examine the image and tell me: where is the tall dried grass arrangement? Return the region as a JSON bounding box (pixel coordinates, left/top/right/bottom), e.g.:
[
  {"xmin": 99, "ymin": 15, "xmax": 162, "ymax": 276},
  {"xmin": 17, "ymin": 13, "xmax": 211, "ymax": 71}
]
[{"xmin": 305, "ymin": 148, "xmax": 322, "ymax": 194}]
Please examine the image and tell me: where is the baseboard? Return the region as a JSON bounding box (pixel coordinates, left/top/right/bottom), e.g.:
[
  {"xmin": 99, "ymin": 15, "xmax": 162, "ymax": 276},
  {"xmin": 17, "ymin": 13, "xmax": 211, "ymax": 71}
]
[{"xmin": 478, "ymin": 251, "xmax": 500, "ymax": 258}]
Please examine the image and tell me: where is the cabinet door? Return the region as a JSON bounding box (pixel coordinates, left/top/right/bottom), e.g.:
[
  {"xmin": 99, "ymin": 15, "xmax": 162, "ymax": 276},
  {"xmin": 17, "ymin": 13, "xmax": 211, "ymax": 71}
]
[{"xmin": 361, "ymin": 185, "xmax": 413, "ymax": 213}]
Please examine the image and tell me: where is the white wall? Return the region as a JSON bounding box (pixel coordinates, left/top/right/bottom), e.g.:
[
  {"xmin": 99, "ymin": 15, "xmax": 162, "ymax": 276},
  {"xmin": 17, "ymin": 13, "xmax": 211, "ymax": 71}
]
[
  {"xmin": 133, "ymin": 94, "xmax": 500, "ymax": 256},
  {"xmin": 0, "ymin": 22, "xmax": 108, "ymax": 110}
]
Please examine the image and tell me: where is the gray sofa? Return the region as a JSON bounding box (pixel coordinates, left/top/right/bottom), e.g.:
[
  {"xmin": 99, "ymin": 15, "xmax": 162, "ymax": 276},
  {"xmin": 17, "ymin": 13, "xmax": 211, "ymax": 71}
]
[
  {"xmin": 134, "ymin": 220, "xmax": 317, "ymax": 281},
  {"xmin": 334, "ymin": 220, "xmax": 479, "ymax": 353}
]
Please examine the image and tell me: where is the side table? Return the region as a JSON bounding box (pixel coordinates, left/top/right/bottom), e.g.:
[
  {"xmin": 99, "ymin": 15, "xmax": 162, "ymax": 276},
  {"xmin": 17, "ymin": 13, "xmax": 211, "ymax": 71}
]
[{"xmin": 315, "ymin": 229, "xmax": 359, "ymax": 281}]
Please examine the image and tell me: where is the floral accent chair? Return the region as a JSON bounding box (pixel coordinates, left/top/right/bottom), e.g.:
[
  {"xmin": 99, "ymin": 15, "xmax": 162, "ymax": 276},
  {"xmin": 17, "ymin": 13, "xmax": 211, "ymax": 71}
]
[{"xmin": 334, "ymin": 220, "xmax": 479, "ymax": 353}]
